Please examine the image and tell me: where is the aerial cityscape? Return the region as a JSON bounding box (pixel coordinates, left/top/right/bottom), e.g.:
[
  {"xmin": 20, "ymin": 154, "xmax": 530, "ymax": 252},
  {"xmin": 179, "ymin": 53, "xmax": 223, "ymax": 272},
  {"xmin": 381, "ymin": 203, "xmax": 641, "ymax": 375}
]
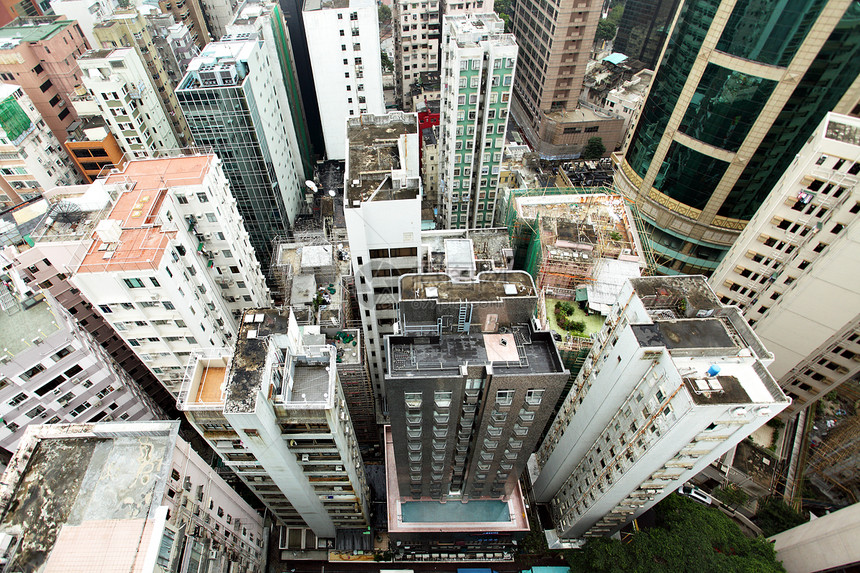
[{"xmin": 0, "ymin": 0, "xmax": 854, "ymax": 570}]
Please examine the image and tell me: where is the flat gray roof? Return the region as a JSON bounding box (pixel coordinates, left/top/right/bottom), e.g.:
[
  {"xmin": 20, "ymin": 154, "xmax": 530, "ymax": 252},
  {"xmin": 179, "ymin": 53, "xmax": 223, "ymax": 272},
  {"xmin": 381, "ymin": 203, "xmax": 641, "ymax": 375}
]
[{"xmin": 0, "ymin": 294, "xmax": 59, "ymax": 357}]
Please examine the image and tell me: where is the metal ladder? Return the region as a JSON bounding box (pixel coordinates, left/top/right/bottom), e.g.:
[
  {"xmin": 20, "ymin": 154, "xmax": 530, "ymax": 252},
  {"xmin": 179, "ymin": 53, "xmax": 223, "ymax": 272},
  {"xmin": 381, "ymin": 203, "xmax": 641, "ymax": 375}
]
[
  {"xmin": 0, "ymin": 286, "xmax": 18, "ymax": 315},
  {"xmin": 457, "ymin": 303, "xmax": 471, "ymax": 333}
]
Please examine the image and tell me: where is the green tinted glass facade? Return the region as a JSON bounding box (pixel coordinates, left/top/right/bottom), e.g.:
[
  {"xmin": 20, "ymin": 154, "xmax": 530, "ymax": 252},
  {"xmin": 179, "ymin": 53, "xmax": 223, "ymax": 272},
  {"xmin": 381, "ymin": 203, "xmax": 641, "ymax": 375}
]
[
  {"xmin": 719, "ymin": 1, "xmax": 860, "ymax": 219},
  {"xmin": 613, "ymin": 0, "xmax": 683, "ymax": 68},
  {"xmin": 678, "ymin": 64, "xmax": 777, "ymax": 152},
  {"xmin": 716, "ymin": 0, "xmax": 827, "ymax": 66},
  {"xmin": 626, "ymin": 0, "xmax": 720, "ymax": 178},
  {"xmin": 654, "ymin": 142, "xmax": 730, "ymax": 209}
]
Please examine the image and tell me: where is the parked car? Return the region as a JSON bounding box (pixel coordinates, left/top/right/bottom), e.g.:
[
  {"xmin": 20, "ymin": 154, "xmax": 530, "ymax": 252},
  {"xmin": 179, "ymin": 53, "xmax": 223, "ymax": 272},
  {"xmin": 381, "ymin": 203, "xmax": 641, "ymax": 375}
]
[{"xmin": 678, "ymin": 484, "xmax": 713, "ymax": 505}]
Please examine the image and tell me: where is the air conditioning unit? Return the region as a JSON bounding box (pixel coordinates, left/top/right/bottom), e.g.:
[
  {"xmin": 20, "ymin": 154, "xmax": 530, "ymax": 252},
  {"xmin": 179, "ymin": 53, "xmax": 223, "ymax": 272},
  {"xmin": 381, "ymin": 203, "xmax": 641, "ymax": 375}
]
[
  {"xmin": 208, "ymin": 549, "xmax": 218, "ymax": 560},
  {"xmin": 301, "ymin": 454, "xmax": 309, "ymax": 462}
]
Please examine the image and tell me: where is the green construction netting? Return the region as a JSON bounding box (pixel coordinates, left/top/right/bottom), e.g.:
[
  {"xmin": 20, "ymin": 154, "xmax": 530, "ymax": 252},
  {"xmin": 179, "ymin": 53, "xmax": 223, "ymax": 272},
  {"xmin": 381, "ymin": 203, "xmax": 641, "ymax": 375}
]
[{"xmin": 0, "ymin": 95, "xmax": 32, "ymax": 143}]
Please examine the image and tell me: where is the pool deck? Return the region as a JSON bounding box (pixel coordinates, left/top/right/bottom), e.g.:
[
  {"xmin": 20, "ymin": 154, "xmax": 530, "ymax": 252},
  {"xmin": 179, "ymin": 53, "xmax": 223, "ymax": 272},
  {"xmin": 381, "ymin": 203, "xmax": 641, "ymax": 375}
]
[{"xmin": 384, "ymin": 426, "xmax": 530, "ymax": 534}]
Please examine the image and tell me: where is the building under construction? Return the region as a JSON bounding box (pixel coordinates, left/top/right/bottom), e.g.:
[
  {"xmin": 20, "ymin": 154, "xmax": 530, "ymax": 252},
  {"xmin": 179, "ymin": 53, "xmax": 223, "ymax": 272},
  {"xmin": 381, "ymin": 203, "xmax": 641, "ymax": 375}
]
[
  {"xmin": 500, "ymin": 187, "xmax": 652, "ymax": 415},
  {"xmin": 269, "ymin": 232, "xmax": 379, "ymax": 458}
]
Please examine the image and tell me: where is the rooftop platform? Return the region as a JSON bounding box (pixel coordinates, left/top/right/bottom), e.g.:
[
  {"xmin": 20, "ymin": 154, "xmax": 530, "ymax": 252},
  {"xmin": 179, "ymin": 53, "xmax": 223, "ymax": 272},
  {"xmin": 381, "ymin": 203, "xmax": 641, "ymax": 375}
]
[
  {"xmin": 387, "ymin": 329, "xmax": 563, "ymax": 376},
  {"xmin": 346, "ymin": 113, "xmax": 418, "ymax": 204},
  {"xmin": 631, "ymin": 318, "xmax": 737, "ymax": 353},
  {"xmin": 0, "ymin": 292, "xmax": 59, "ymax": 357},
  {"xmin": 384, "ymin": 426, "xmax": 529, "ymax": 534},
  {"xmin": 400, "ymin": 271, "xmax": 534, "ymax": 301},
  {"xmin": 630, "ymin": 275, "xmax": 721, "ymax": 312},
  {"xmin": 0, "ymin": 17, "xmax": 75, "ymax": 43}
]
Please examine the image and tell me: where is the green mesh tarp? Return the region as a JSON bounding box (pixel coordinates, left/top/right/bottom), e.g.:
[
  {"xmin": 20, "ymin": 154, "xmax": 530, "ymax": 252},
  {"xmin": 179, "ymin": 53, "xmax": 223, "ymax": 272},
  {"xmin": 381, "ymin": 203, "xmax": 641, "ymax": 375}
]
[{"xmin": 0, "ymin": 95, "xmax": 31, "ymax": 143}]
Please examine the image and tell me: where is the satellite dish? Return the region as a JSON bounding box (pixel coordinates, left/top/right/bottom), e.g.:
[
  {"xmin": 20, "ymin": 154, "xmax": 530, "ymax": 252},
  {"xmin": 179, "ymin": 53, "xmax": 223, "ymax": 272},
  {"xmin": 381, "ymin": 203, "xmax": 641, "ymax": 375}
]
[
  {"xmin": 50, "ymin": 201, "xmax": 83, "ymax": 224},
  {"xmin": 304, "ymin": 180, "xmax": 318, "ymax": 193},
  {"xmin": 328, "ymin": 190, "xmax": 336, "ymax": 197}
]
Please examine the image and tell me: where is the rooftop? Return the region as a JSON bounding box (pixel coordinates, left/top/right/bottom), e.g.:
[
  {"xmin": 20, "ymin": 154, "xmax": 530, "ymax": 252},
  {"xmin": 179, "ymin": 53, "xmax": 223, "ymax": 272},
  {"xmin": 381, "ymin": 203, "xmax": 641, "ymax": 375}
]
[
  {"xmin": 630, "ymin": 275, "xmax": 722, "ymax": 312},
  {"xmin": 0, "ymin": 17, "xmax": 74, "ymax": 45},
  {"xmin": 346, "ymin": 113, "xmax": 419, "ymax": 204},
  {"xmin": 631, "ymin": 318, "xmax": 737, "ymax": 353},
  {"xmin": 682, "ymin": 375, "xmax": 752, "ymax": 405},
  {"xmin": 76, "ymin": 156, "xmax": 212, "ymax": 274},
  {"xmin": 0, "ymin": 422, "xmax": 179, "ymax": 572},
  {"xmin": 178, "ymin": 41, "xmax": 255, "ymax": 91},
  {"xmin": 401, "ymin": 270, "xmax": 534, "ymax": 301},
  {"xmin": 29, "ymin": 182, "xmax": 118, "ymax": 244},
  {"xmin": 387, "ymin": 327, "xmax": 563, "ymax": 376},
  {"xmin": 0, "ymin": 292, "xmax": 60, "ymax": 356},
  {"xmin": 303, "ymin": 0, "xmax": 349, "ymax": 10},
  {"xmin": 824, "ymin": 113, "xmax": 860, "ymax": 147},
  {"xmin": 421, "ymin": 228, "xmax": 512, "ymax": 272}
]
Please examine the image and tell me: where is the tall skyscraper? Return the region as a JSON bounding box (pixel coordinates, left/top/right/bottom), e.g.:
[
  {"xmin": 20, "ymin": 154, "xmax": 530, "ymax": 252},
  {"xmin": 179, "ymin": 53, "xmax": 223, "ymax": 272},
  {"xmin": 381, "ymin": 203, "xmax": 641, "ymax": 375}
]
[
  {"xmin": 0, "ymin": 16, "xmax": 89, "ymax": 144},
  {"xmin": 343, "ymin": 112, "xmax": 422, "ymax": 405},
  {"xmin": 392, "ymin": 0, "xmax": 486, "ymax": 109},
  {"xmin": 532, "ymin": 276, "xmax": 789, "ymax": 543},
  {"xmin": 710, "ymin": 112, "xmax": 860, "ymax": 417},
  {"xmin": 612, "ymin": 0, "xmax": 682, "ymax": 68},
  {"xmin": 178, "ymin": 308, "xmax": 370, "ymax": 538},
  {"xmin": 93, "ymin": 10, "xmax": 193, "ymax": 147},
  {"xmin": 177, "ymin": 37, "xmax": 307, "ymax": 270},
  {"xmin": 386, "ymin": 259, "xmax": 569, "ymax": 500},
  {"xmin": 227, "ymin": 0, "xmax": 315, "ymax": 179},
  {"xmin": 615, "ymin": 0, "xmax": 860, "ymax": 275},
  {"xmin": 158, "ymin": 0, "xmax": 212, "ymax": 48},
  {"xmin": 509, "ymin": 0, "xmax": 603, "ymax": 155},
  {"xmin": 78, "ymin": 48, "xmax": 181, "ymax": 158},
  {"xmin": 302, "ymin": 0, "xmax": 385, "ymax": 160},
  {"xmin": 68, "ymin": 154, "xmax": 271, "ymax": 393},
  {"xmin": 438, "ymin": 13, "xmax": 517, "ymax": 230}
]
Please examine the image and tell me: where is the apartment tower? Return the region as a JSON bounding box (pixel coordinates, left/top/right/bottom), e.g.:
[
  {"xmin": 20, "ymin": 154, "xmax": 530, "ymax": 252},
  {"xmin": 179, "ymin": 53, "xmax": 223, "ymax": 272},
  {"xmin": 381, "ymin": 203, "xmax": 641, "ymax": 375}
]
[
  {"xmin": 615, "ymin": 0, "xmax": 860, "ymax": 275},
  {"xmin": 302, "ymin": 0, "xmax": 385, "ymax": 160},
  {"xmin": 532, "ymin": 276, "xmax": 789, "ymax": 543},
  {"xmin": 438, "ymin": 13, "xmax": 517, "ymax": 230},
  {"xmin": 710, "ymin": 112, "xmax": 860, "ymax": 417},
  {"xmin": 178, "ymin": 308, "xmax": 370, "ymax": 538},
  {"xmin": 176, "ymin": 36, "xmax": 308, "ymax": 271}
]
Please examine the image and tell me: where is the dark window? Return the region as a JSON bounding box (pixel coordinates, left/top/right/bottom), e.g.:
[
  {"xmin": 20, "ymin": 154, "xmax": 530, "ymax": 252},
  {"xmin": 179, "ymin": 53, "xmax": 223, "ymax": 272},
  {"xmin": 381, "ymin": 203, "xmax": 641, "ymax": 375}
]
[
  {"xmin": 33, "ymin": 63, "xmax": 43, "ymax": 74},
  {"xmin": 58, "ymin": 108, "xmax": 70, "ymax": 120},
  {"xmin": 39, "ymin": 79, "xmax": 53, "ymax": 92}
]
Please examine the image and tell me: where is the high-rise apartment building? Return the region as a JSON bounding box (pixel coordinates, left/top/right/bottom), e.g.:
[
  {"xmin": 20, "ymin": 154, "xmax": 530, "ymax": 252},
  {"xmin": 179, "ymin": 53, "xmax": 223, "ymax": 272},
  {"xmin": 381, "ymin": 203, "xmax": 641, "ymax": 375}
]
[
  {"xmin": 532, "ymin": 276, "xmax": 789, "ymax": 543},
  {"xmin": 710, "ymin": 112, "xmax": 860, "ymax": 417},
  {"xmin": 64, "ymin": 116, "xmax": 126, "ymax": 182},
  {"xmin": 421, "ymin": 124, "xmax": 440, "ymax": 210},
  {"xmin": 0, "ymin": 16, "xmax": 89, "ymax": 144},
  {"xmin": 178, "ymin": 308, "xmax": 370, "ymax": 538},
  {"xmin": 510, "ymin": 0, "xmax": 602, "ymax": 155},
  {"xmin": 0, "ymin": 287, "xmax": 159, "ymax": 457},
  {"xmin": 386, "ymin": 261, "xmax": 568, "ymax": 500},
  {"xmin": 158, "ymin": 0, "xmax": 211, "ymax": 48},
  {"xmin": 78, "ymin": 48, "xmax": 181, "ymax": 158},
  {"xmin": 48, "ymin": 0, "xmax": 118, "ymax": 47},
  {"xmin": 0, "ymin": 83, "xmax": 80, "ymax": 207},
  {"xmin": 93, "ymin": 11, "xmax": 193, "ymax": 146},
  {"xmin": 144, "ymin": 13, "xmax": 200, "ymax": 88},
  {"xmin": 344, "ymin": 112, "xmax": 422, "ymax": 405},
  {"xmin": 0, "ymin": 421, "xmax": 265, "ymax": 572},
  {"xmin": 612, "ymin": 0, "xmax": 681, "ymax": 69},
  {"xmin": 302, "ymin": 0, "xmax": 385, "ymax": 160},
  {"xmin": 200, "ymin": 0, "xmax": 240, "ymax": 39},
  {"xmin": 438, "ymin": 13, "xmax": 516, "ymax": 230},
  {"xmin": 177, "ymin": 37, "xmax": 308, "ymax": 270},
  {"xmin": 0, "ymin": 0, "xmax": 43, "ymax": 27},
  {"xmin": 227, "ymin": 0, "xmax": 315, "ymax": 179},
  {"xmin": 68, "ymin": 154, "xmax": 270, "ymax": 393},
  {"xmin": 615, "ymin": 0, "xmax": 860, "ymax": 275}
]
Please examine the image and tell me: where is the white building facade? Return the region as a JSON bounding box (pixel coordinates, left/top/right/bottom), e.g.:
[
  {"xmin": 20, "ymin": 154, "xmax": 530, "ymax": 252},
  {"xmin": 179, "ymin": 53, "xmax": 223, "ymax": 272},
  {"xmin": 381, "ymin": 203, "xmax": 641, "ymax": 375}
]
[
  {"xmin": 0, "ymin": 287, "xmax": 159, "ymax": 456},
  {"xmin": 70, "ymin": 154, "xmax": 270, "ymax": 393},
  {"xmin": 78, "ymin": 48, "xmax": 181, "ymax": 159},
  {"xmin": 438, "ymin": 13, "xmax": 516, "ymax": 229},
  {"xmin": 344, "ymin": 112, "xmax": 422, "ymax": 407},
  {"xmin": 710, "ymin": 112, "xmax": 860, "ymax": 416},
  {"xmin": 179, "ymin": 308, "xmax": 370, "ymax": 539},
  {"xmin": 302, "ymin": 0, "xmax": 385, "ymax": 160},
  {"xmin": 532, "ymin": 276, "xmax": 790, "ymax": 542},
  {"xmin": 0, "ymin": 84, "xmax": 80, "ymax": 207}
]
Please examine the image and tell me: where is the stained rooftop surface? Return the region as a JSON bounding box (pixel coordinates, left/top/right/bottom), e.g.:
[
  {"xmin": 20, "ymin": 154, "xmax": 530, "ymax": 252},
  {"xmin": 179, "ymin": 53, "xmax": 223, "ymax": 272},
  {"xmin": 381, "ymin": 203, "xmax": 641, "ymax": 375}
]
[
  {"xmin": 0, "ymin": 17, "xmax": 74, "ymax": 43},
  {"xmin": 400, "ymin": 271, "xmax": 534, "ymax": 301},
  {"xmin": 388, "ymin": 329, "xmax": 562, "ymax": 376},
  {"xmin": 225, "ymin": 309, "xmax": 290, "ymax": 413},
  {"xmin": 630, "ymin": 276, "xmax": 721, "ymax": 311},
  {"xmin": 684, "ymin": 375, "xmax": 753, "ymax": 405},
  {"xmin": 631, "ymin": 318, "xmax": 736, "ymax": 351},
  {"xmin": 0, "ymin": 428, "xmax": 173, "ymax": 572},
  {"xmin": 346, "ymin": 114, "xmax": 418, "ymax": 204}
]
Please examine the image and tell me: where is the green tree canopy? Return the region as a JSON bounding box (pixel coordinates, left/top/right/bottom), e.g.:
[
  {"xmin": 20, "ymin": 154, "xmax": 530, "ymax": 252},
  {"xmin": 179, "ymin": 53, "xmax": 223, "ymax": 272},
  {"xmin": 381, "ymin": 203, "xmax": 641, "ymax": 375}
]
[
  {"xmin": 754, "ymin": 497, "xmax": 807, "ymax": 537},
  {"xmin": 582, "ymin": 137, "xmax": 606, "ymax": 159},
  {"xmin": 566, "ymin": 494, "xmax": 786, "ymax": 573},
  {"xmin": 378, "ymin": 3, "xmax": 392, "ymax": 25},
  {"xmin": 595, "ymin": 19, "xmax": 617, "ymax": 41},
  {"xmin": 713, "ymin": 485, "xmax": 749, "ymax": 509}
]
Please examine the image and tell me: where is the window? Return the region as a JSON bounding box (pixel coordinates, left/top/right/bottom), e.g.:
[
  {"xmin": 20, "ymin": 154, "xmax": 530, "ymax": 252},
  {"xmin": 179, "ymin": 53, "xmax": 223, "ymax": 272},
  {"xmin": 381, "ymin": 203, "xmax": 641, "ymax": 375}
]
[
  {"xmin": 525, "ymin": 388, "xmax": 544, "ymax": 405},
  {"xmin": 39, "ymin": 79, "xmax": 53, "ymax": 92},
  {"xmin": 124, "ymin": 278, "xmax": 145, "ymax": 288},
  {"xmin": 99, "ymin": 304, "xmax": 112, "ymax": 314},
  {"xmin": 197, "ymin": 192, "xmax": 208, "ymax": 203}
]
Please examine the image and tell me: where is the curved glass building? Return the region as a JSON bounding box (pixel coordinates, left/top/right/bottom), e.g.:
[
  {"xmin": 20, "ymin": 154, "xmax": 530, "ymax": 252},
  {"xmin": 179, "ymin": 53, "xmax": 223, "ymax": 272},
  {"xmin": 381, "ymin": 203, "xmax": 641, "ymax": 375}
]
[{"xmin": 615, "ymin": 0, "xmax": 860, "ymax": 274}]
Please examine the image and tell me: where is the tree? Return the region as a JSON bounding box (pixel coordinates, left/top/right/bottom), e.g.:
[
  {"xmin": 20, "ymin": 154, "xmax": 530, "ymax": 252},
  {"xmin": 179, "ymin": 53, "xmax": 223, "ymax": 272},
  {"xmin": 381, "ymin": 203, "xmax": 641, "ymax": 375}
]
[
  {"xmin": 582, "ymin": 137, "xmax": 606, "ymax": 159},
  {"xmin": 380, "ymin": 52, "xmax": 394, "ymax": 73},
  {"xmin": 713, "ymin": 485, "xmax": 749, "ymax": 509},
  {"xmin": 495, "ymin": 0, "xmax": 513, "ymax": 31},
  {"xmin": 566, "ymin": 495, "xmax": 786, "ymax": 573},
  {"xmin": 378, "ymin": 3, "xmax": 391, "ymax": 25},
  {"xmin": 753, "ymin": 497, "xmax": 807, "ymax": 537},
  {"xmin": 595, "ymin": 19, "xmax": 617, "ymax": 41}
]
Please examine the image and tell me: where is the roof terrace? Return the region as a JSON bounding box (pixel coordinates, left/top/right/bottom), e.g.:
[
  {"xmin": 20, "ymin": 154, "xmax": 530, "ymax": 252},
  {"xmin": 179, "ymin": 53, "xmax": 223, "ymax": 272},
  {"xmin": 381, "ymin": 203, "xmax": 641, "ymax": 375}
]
[
  {"xmin": 401, "ymin": 270, "xmax": 534, "ymax": 301},
  {"xmin": 346, "ymin": 113, "xmax": 419, "ymax": 205}
]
